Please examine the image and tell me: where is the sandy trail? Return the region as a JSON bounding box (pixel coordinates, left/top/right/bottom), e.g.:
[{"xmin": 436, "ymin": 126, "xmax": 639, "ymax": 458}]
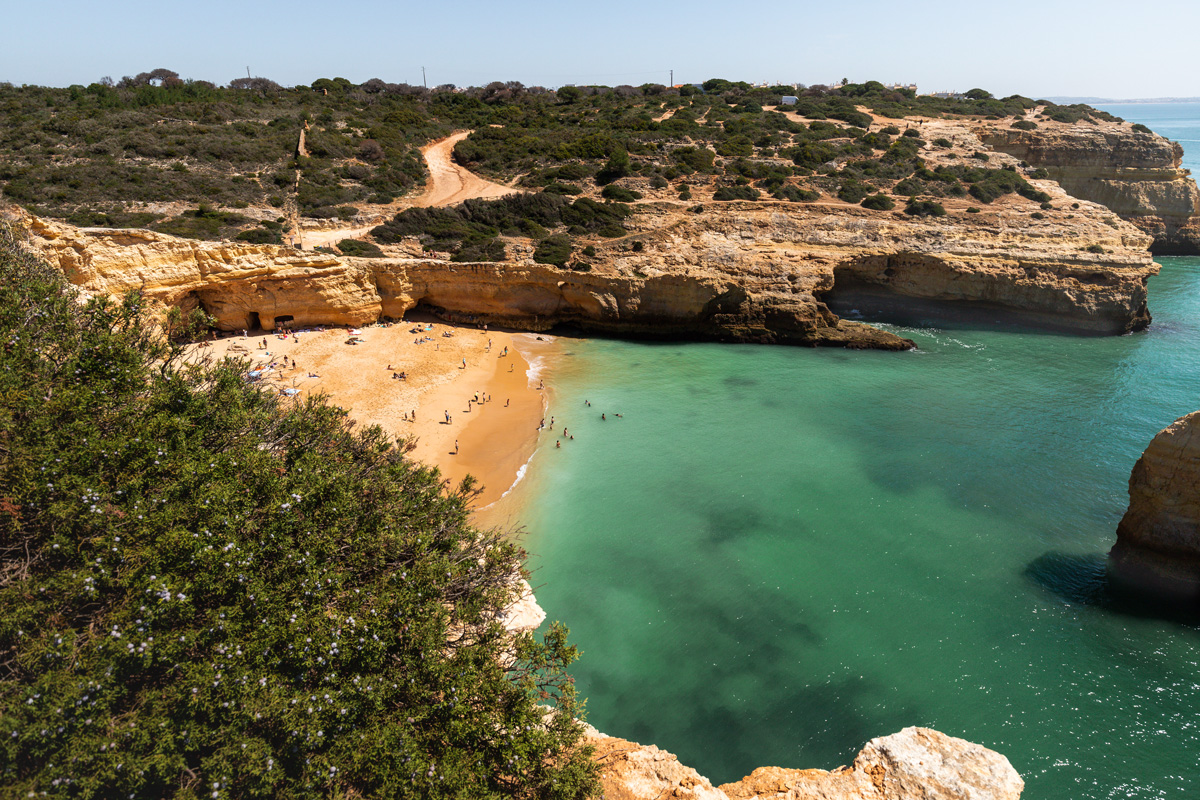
[
  {"xmin": 301, "ymin": 225, "xmax": 375, "ymax": 249},
  {"xmin": 413, "ymin": 131, "xmax": 524, "ymax": 207}
]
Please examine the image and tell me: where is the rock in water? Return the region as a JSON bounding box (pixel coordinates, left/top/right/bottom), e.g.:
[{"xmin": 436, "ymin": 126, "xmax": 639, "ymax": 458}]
[
  {"xmin": 593, "ymin": 726, "xmax": 1023, "ymax": 800},
  {"xmin": 1109, "ymin": 410, "xmax": 1200, "ymax": 603}
]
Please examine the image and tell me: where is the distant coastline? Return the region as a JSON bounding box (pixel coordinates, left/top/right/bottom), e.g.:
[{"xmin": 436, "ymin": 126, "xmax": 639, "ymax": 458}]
[{"xmin": 1049, "ymin": 96, "xmax": 1200, "ymax": 105}]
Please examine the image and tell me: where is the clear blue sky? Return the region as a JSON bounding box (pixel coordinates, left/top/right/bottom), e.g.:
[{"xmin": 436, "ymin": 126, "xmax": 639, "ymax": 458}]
[{"xmin": 3, "ymin": 0, "xmax": 1197, "ymax": 98}]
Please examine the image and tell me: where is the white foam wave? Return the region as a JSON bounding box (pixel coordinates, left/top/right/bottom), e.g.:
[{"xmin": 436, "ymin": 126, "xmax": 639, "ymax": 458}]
[{"xmin": 478, "ymin": 452, "xmax": 534, "ymax": 510}]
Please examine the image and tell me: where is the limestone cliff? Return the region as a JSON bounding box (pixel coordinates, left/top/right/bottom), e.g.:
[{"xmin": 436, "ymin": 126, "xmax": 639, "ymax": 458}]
[
  {"xmin": 1109, "ymin": 410, "xmax": 1200, "ymax": 603},
  {"xmin": 979, "ymin": 121, "xmax": 1200, "ymax": 255},
  {"xmin": 13, "ymin": 190, "xmax": 1158, "ymax": 347},
  {"xmin": 591, "ymin": 727, "xmax": 1023, "ymax": 800}
]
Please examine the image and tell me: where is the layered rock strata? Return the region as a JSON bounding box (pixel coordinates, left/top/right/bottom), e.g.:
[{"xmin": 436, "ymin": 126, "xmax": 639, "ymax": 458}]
[
  {"xmin": 16, "ymin": 195, "xmax": 1158, "ymax": 347},
  {"xmin": 980, "ymin": 122, "xmax": 1200, "ymax": 255},
  {"xmin": 591, "ymin": 726, "xmax": 1023, "ymax": 800},
  {"xmin": 1109, "ymin": 410, "xmax": 1200, "ymax": 602}
]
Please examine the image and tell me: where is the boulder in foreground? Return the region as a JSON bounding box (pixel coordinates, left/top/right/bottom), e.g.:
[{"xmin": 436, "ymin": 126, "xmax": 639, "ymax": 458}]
[{"xmin": 592, "ymin": 726, "xmax": 1023, "ymax": 800}]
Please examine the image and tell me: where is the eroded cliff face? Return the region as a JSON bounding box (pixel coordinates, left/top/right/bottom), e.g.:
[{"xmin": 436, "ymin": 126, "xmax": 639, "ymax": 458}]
[
  {"xmin": 591, "ymin": 727, "xmax": 1023, "ymax": 800},
  {"xmin": 14, "ymin": 191, "xmax": 1158, "ymax": 348},
  {"xmin": 1109, "ymin": 410, "xmax": 1200, "ymax": 603},
  {"xmin": 979, "ymin": 122, "xmax": 1200, "ymax": 255}
]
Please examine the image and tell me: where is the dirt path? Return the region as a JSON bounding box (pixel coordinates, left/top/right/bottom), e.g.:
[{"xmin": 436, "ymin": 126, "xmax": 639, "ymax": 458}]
[
  {"xmin": 412, "ymin": 131, "xmax": 523, "ymax": 207},
  {"xmin": 301, "ymin": 225, "xmax": 376, "ymax": 249}
]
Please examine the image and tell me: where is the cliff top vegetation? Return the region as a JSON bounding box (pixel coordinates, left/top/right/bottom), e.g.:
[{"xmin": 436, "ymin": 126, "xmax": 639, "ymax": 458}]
[
  {"xmin": 0, "ymin": 72, "xmax": 1121, "ymax": 246},
  {"xmin": 0, "ymin": 221, "xmax": 599, "ymax": 799}
]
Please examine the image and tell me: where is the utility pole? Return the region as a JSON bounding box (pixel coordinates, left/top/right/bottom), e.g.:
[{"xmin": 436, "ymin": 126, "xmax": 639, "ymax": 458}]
[
  {"xmin": 246, "ymin": 66, "xmax": 251, "ymax": 79},
  {"xmin": 670, "ymin": 69, "xmax": 673, "ymax": 87},
  {"xmin": 422, "ymin": 67, "xmax": 427, "ymax": 89}
]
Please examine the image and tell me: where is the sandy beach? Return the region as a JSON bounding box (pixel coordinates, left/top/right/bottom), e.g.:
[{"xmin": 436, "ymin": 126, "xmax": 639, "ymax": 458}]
[{"xmin": 186, "ymin": 317, "xmax": 555, "ymax": 523}]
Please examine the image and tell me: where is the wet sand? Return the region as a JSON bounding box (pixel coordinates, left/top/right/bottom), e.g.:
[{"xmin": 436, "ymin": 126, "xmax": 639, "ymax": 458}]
[{"xmin": 186, "ymin": 318, "xmax": 554, "ymax": 519}]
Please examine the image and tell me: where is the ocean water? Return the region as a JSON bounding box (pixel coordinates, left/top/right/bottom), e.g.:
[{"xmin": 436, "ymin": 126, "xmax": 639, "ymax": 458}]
[{"xmin": 522, "ymin": 108, "xmax": 1200, "ymax": 799}]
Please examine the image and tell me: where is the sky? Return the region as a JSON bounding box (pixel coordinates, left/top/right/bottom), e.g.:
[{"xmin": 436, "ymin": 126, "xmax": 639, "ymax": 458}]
[{"xmin": 3, "ymin": 0, "xmax": 1198, "ymax": 99}]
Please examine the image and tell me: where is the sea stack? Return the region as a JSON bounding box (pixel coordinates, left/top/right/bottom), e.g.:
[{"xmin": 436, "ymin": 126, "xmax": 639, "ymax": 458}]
[{"xmin": 1109, "ymin": 410, "xmax": 1200, "ymax": 603}]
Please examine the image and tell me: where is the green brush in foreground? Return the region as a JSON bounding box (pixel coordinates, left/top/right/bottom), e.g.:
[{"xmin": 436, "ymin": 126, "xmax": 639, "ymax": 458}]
[{"xmin": 0, "ymin": 222, "xmax": 598, "ymax": 799}]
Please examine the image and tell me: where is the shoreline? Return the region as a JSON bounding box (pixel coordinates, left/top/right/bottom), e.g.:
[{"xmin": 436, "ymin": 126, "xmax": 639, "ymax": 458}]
[{"xmin": 185, "ymin": 318, "xmax": 556, "ymax": 522}]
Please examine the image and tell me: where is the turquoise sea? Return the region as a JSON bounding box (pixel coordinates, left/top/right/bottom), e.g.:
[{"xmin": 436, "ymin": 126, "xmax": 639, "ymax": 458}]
[{"xmin": 523, "ymin": 106, "xmax": 1200, "ymax": 799}]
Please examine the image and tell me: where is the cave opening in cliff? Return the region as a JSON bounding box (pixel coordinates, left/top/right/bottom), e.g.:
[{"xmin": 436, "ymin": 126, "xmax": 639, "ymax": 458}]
[
  {"xmin": 822, "ymin": 260, "xmax": 1123, "ymax": 336},
  {"xmin": 247, "ymin": 311, "xmax": 261, "ymax": 331},
  {"xmin": 274, "ymin": 314, "xmax": 294, "ymax": 330}
]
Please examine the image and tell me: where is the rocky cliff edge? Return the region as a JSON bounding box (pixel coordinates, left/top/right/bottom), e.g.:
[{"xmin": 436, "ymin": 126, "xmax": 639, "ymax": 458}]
[
  {"xmin": 11, "ymin": 183, "xmax": 1158, "ymax": 349},
  {"xmin": 590, "ymin": 726, "xmax": 1023, "ymax": 800},
  {"xmin": 980, "ymin": 119, "xmax": 1200, "ymax": 255}
]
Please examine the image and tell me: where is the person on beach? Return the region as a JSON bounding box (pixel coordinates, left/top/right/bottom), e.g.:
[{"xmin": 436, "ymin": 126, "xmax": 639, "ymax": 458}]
[
  {"xmin": 461, "ymin": 358, "xmax": 466, "ymax": 369},
  {"xmin": 556, "ymin": 440, "xmax": 561, "ymax": 448},
  {"xmin": 505, "ymin": 399, "xmax": 509, "ymax": 407},
  {"xmin": 601, "ymin": 413, "xmax": 606, "ymax": 420},
  {"xmin": 563, "ymin": 428, "xmax": 568, "ymax": 437},
  {"xmin": 509, "ymin": 364, "xmax": 514, "ymax": 373},
  {"xmin": 539, "ymin": 418, "xmax": 544, "ymax": 430},
  {"xmin": 444, "ymin": 410, "xmax": 450, "ymax": 423},
  {"xmin": 454, "ymin": 440, "xmax": 459, "ymax": 455}
]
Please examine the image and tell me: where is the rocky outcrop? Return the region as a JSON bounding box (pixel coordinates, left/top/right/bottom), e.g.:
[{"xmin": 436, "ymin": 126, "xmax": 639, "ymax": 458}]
[
  {"xmin": 591, "ymin": 727, "xmax": 1023, "ymax": 800},
  {"xmin": 980, "ymin": 122, "xmax": 1200, "ymax": 255},
  {"xmin": 1109, "ymin": 410, "xmax": 1200, "ymax": 602},
  {"xmin": 13, "ymin": 193, "xmax": 1158, "ymax": 348}
]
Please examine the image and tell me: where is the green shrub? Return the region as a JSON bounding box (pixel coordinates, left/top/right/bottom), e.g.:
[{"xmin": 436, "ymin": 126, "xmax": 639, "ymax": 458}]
[
  {"xmin": 1011, "ymin": 120, "xmax": 1038, "ymax": 131},
  {"xmin": 335, "ymin": 205, "xmax": 358, "ymax": 221},
  {"xmin": 932, "ymin": 137, "xmax": 953, "ymax": 148},
  {"xmin": 712, "ymin": 185, "xmax": 760, "ymax": 201},
  {"xmin": 1086, "ymin": 243, "xmax": 1106, "ymax": 253},
  {"xmin": 0, "ymin": 223, "xmax": 598, "ymax": 800},
  {"xmin": 773, "ymin": 185, "xmax": 819, "ymax": 202},
  {"xmin": 601, "ymin": 185, "xmax": 642, "ymax": 202},
  {"xmin": 671, "ymin": 146, "xmax": 717, "ymax": 172},
  {"xmin": 904, "ymin": 199, "xmax": 947, "ymax": 217},
  {"xmin": 860, "ymin": 193, "xmax": 895, "ymax": 210},
  {"xmin": 451, "ymin": 236, "xmax": 506, "ymax": 262},
  {"xmin": 1132, "ymin": 123, "xmax": 1152, "ymax": 134},
  {"xmin": 649, "ymin": 175, "xmax": 668, "ymax": 189},
  {"xmin": 336, "ymin": 238, "xmax": 385, "ymax": 257},
  {"xmin": 235, "ymin": 227, "xmax": 282, "ymax": 244},
  {"xmin": 971, "ymin": 151, "xmax": 990, "ymax": 161},
  {"xmin": 533, "ymin": 234, "xmax": 573, "ymax": 267},
  {"xmin": 543, "ymin": 183, "xmax": 582, "ymax": 195},
  {"xmin": 966, "ymin": 207, "xmax": 980, "ymax": 213},
  {"xmin": 902, "ymin": 128, "xmax": 922, "ymax": 138},
  {"xmin": 594, "ymin": 147, "xmax": 632, "ymax": 185},
  {"xmin": 1031, "ymin": 211, "xmax": 1045, "ymax": 220},
  {"xmin": 582, "ymin": 245, "xmax": 597, "ymax": 257},
  {"xmin": 837, "ymin": 179, "xmax": 871, "ymax": 204}
]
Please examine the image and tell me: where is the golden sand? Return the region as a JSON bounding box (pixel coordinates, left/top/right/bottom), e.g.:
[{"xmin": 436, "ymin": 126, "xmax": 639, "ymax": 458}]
[{"xmin": 186, "ymin": 317, "xmax": 553, "ymax": 523}]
